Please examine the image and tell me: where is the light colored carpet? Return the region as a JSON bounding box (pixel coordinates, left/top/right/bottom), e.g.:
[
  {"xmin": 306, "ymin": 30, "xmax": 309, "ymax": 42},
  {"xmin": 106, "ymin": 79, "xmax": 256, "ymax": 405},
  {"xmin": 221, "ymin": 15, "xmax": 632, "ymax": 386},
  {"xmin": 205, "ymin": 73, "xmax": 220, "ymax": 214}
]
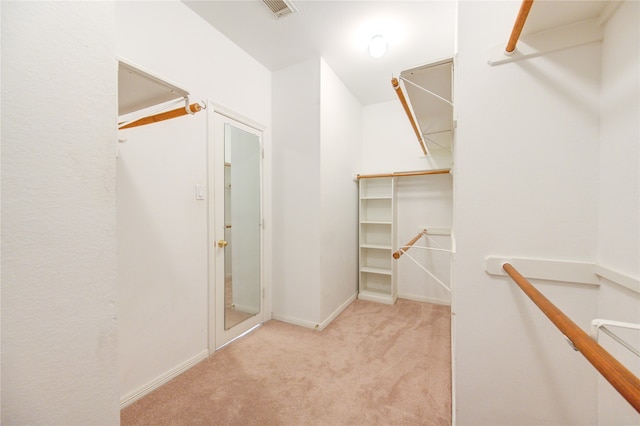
[{"xmin": 121, "ymin": 298, "xmax": 451, "ymax": 425}]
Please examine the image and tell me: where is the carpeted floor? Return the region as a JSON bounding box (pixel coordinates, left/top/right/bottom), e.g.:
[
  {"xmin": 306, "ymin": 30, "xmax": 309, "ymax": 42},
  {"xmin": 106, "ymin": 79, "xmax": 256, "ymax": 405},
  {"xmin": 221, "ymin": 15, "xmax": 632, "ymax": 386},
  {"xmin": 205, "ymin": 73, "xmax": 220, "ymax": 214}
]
[{"xmin": 121, "ymin": 298, "xmax": 452, "ymax": 425}]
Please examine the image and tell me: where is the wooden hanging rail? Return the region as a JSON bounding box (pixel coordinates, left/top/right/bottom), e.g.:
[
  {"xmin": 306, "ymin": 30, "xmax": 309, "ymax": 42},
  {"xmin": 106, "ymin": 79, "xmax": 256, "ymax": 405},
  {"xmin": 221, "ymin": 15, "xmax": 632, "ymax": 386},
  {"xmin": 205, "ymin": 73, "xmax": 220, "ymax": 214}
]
[
  {"xmin": 505, "ymin": 0, "xmax": 534, "ymax": 53},
  {"xmin": 391, "ymin": 77, "xmax": 428, "ymax": 156},
  {"xmin": 119, "ymin": 103, "xmax": 202, "ymax": 130},
  {"xmin": 503, "ymin": 263, "xmax": 640, "ymax": 413},
  {"xmin": 356, "ymin": 168, "xmax": 450, "ymax": 180},
  {"xmin": 393, "ymin": 230, "xmax": 427, "ymax": 259}
]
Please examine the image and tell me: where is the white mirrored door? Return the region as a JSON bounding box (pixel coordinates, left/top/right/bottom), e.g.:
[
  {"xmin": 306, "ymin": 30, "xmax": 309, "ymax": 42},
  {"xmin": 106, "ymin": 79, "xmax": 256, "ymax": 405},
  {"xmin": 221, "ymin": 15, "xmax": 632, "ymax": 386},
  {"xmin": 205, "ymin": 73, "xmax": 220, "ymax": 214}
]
[{"xmin": 211, "ymin": 110, "xmax": 263, "ymax": 350}]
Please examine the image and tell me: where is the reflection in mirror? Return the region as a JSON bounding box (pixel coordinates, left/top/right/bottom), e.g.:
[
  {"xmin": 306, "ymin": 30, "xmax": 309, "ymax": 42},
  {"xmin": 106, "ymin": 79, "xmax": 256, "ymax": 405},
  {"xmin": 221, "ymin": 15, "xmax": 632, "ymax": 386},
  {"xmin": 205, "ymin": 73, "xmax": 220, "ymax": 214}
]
[{"xmin": 224, "ymin": 123, "xmax": 261, "ymax": 330}]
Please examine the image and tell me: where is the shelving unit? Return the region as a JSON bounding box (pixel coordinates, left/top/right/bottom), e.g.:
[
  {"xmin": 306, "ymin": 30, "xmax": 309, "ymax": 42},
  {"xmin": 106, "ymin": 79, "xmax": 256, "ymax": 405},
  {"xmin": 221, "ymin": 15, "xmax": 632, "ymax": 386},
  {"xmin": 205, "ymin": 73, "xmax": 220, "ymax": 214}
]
[
  {"xmin": 118, "ymin": 59, "xmax": 189, "ymax": 116},
  {"xmin": 358, "ymin": 177, "xmax": 397, "ymax": 304},
  {"xmin": 399, "ymin": 58, "xmax": 454, "ymax": 153}
]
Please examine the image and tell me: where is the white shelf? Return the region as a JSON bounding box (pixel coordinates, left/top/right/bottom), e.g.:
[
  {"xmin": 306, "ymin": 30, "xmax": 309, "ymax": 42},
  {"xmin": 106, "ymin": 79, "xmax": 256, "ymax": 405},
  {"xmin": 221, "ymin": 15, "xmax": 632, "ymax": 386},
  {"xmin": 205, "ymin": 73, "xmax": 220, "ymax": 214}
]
[
  {"xmin": 360, "ymin": 267, "xmax": 392, "ymax": 276},
  {"xmin": 118, "ymin": 59, "xmax": 189, "ymax": 116},
  {"xmin": 361, "ymin": 196, "xmax": 392, "ymax": 200},
  {"xmin": 400, "ymin": 58, "xmax": 454, "ymax": 141},
  {"xmin": 358, "ymin": 177, "xmax": 396, "ymax": 303},
  {"xmin": 361, "ymin": 243, "xmax": 392, "ymax": 250}
]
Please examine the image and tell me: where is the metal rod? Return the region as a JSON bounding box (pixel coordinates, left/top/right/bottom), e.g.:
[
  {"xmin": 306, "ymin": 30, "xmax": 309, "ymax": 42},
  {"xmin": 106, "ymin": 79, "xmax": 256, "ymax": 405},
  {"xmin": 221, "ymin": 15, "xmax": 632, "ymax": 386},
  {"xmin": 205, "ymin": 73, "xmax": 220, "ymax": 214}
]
[
  {"xmin": 599, "ymin": 328, "xmax": 640, "ymax": 358},
  {"xmin": 402, "ymin": 249, "xmax": 451, "ymax": 293},
  {"xmin": 503, "ymin": 262, "xmax": 640, "ymax": 413},
  {"xmin": 505, "ymin": 0, "xmax": 534, "ymax": 53},
  {"xmin": 404, "ymin": 245, "xmax": 452, "ymax": 254},
  {"xmin": 591, "ymin": 320, "xmax": 640, "ymax": 358},
  {"xmin": 399, "ymin": 76, "xmax": 454, "ymax": 107}
]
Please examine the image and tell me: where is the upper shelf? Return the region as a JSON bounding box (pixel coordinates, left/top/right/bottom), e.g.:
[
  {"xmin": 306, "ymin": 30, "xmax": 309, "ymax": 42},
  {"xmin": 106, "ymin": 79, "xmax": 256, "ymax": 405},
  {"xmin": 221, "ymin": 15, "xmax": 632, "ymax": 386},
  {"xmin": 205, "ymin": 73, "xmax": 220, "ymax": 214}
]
[
  {"xmin": 400, "ymin": 58, "xmax": 454, "ymax": 138},
  {"xmin": 118, "ymin": 59, "xmax": 189, "ymax": 116}
]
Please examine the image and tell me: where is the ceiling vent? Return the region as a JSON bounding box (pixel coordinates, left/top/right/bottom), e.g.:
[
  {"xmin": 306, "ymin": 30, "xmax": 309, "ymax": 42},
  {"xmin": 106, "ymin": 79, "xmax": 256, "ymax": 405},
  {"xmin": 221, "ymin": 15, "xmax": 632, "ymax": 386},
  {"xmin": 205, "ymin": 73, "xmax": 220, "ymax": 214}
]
[{"xmin": 262, "ymin": 0, "xmax": 297, "ymax": 18}]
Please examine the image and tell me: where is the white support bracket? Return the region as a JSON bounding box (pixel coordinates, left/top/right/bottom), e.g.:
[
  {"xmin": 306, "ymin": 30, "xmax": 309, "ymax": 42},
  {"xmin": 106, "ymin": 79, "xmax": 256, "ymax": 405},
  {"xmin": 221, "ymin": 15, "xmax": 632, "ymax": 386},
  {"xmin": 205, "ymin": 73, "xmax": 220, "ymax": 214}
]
[
  {"xmin": 485, "ymin": 256, "xmax": 640, "ymax": 295},
  {"xmin": 484, "ymin": 256, "xmax": 599, "ymax": 285},
  {"xmin": 590, "ymin": 319, "xmax": 640, "ymax": 358},
  {"xmin": 487, "ymin": 18, "xmax": 603, "ymax": 66}
]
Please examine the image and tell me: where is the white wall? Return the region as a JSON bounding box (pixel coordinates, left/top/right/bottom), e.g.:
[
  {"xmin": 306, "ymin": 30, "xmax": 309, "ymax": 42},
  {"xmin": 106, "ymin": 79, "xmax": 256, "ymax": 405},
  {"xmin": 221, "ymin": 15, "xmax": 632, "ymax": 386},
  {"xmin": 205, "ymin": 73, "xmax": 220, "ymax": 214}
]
[
  {"xmin": 1, "ymin": 2, "xmax": 119, "ymax": 424},
  {"xmin": 272, "ymin": 58, "xmax": 362, "ymax": 328},
  {"xmin": 597, "ymin": 0, "xmax": 639, "ymax": 278},
  {"xmin": 319, "ymin": 59, "xmax": 362, "ymax": 321},
  {"xmin": 116, "ymin": 0, "xmax": 271, "ymax": 404},
  {"xmin": 596, "ymin": 2, "xmax": 640, "ymax": 424},
  {"xmin": 454, "ymin": 2, "xmax": 602, "ymax": 424},
  {"xmin": 362, "ymin": 100, "xmax": 452, "ymax": 174},
  {"xmin": 396, "ymin": 175, "xmax": 452, "ymax": 305},
  {"xmin": 272, "ymin": 58, "xmax": 322, "ymax": 325}
]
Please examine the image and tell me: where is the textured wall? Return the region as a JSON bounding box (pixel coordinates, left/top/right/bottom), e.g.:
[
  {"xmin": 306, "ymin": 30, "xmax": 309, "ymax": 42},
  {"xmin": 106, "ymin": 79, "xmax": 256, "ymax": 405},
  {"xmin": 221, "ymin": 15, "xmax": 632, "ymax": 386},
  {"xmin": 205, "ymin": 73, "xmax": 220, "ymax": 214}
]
[
  {"xmin": 115, "ymin": 0, "xmax": 271, "ymax": 404},
  {"xmin": 1, "ymin": 2, "xmax": 119, "ymax": 424}
]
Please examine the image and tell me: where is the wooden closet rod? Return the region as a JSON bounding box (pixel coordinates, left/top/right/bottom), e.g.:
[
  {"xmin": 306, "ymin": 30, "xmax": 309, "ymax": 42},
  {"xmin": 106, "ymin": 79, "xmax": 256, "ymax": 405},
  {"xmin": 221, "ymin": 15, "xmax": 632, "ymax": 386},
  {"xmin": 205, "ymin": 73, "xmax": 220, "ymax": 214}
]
[
  {"xmin": 506, "ymin": 0, "xmax": 534, "ymax": 53},
  {"xmin": 503, "ymin": 263, "xmax": 640, "ymax": 413},
  {"xmin": 391, "ymin": 77, "xmax": 428, "ymax": 156},
  {"xmin": 356, "ymin": 168, "xmax": 450, "ymax": 180},
  {"xmin": 119, "ymin": 103, "xmax": 202, "ymax": 130},
  {"xmin": 393, "ymin": 230, "xmax": 427, "ymax": 259}
]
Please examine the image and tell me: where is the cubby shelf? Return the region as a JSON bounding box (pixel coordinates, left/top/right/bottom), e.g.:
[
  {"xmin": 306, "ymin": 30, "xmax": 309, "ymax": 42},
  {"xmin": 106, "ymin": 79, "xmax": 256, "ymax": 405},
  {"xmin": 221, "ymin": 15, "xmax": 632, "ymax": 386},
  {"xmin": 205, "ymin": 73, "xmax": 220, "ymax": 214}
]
[{"xmin": 358, "ymin": 177, "xmax": 397, "ymax": 305}]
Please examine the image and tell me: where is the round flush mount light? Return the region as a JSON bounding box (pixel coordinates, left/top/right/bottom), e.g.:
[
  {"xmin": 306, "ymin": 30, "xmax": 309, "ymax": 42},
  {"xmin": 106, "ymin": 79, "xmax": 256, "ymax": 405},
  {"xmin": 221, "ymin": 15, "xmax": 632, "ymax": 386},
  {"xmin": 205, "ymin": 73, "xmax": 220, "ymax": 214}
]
[{"xmin": 368, "ymin": 34, "xmax": 388, "ymax": 58}]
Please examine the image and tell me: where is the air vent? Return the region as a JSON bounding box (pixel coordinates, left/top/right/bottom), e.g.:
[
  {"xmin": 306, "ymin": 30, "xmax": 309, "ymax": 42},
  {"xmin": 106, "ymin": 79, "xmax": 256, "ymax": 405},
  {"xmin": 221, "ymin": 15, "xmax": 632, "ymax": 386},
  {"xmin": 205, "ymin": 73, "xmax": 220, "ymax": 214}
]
[{"xmin": 262, "ymin": 0, "xmax": 297, "ymax": 18}]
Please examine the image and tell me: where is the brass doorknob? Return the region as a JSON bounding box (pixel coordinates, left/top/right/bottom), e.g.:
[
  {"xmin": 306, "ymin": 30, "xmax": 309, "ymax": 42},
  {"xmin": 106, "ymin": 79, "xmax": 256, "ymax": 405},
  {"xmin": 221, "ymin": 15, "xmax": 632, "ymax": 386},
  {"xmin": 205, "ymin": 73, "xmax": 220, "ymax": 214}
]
[{"xmin": 217, "ymin": 240, "xmax": 228, "ymax": 248}]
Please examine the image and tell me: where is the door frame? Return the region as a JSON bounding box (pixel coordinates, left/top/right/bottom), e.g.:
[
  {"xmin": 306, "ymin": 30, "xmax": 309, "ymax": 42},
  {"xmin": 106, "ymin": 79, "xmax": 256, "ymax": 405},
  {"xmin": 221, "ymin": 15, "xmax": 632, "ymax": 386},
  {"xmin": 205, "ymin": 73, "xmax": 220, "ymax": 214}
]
[{"xmin": 207, "ymin": 101, "xmax": 268, "ymax": 352}]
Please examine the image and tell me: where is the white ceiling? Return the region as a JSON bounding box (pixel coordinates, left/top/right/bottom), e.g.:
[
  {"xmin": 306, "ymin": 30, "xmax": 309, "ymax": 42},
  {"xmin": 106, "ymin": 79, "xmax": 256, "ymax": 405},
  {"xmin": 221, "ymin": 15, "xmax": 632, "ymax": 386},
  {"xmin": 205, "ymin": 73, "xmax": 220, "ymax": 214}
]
[
  {"xmin": 183, "ymin": 0, "xmax": 611, "ymax": 106},
  {"xmin": 184, "ymin": 0, "xmax": 456, "ymax": 106}
]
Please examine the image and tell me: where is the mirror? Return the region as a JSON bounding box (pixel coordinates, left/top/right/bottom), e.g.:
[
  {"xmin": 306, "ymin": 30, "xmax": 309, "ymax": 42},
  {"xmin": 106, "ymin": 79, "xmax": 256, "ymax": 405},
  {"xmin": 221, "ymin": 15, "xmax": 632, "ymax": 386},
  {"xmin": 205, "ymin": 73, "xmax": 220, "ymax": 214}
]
[{"xmin": 223, "ymin": 123, "xmax": 261, "ymax": 330}]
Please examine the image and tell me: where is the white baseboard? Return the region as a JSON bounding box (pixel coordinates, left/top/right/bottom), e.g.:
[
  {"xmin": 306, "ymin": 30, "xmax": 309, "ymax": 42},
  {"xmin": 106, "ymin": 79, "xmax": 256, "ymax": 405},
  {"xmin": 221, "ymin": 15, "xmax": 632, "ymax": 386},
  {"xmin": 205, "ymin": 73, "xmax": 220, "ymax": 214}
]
[
  {"xmin": 318, "ymin": 293, "xmax": 357, "ymax": 331},
  {"xmin": 270, "ymin": 313, "xmax": 318, "ymax": 330},
  {"xmin": 120, "ymin": 349, "xmax": 209, "ymax": 409},
  {"xmin": 398, "ymin": 293, "xmax": 451, "ymax": 306},
  {"xmin": 271, "ymin": 293, "xmax": 358, "ymax": 331}
]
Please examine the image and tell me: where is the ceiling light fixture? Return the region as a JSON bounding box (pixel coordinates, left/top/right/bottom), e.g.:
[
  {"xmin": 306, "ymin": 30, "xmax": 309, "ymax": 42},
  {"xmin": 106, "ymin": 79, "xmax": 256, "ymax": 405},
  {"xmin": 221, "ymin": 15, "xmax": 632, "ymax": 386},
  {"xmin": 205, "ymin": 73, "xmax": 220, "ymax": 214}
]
[{"xmin": 368, "ymin": 34, "xmax": 388, "ymax": 58}]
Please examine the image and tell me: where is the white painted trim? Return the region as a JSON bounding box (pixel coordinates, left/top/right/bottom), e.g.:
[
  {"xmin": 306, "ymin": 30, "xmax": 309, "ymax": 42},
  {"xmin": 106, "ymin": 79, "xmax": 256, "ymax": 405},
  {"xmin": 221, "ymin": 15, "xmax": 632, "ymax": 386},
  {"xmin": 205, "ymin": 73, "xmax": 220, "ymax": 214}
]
[
  {"xmin": 487, "ymin": 18, "xmax": 604, "ymax": 66},
  {"xmin": 398, "ymin": 293, "xmax": 451, "ymax": 306},
  {"xmin": 484, "ymin": 256, "xmax": 599, "ymax": 285},
  {"xmin": 597, "ymin": 1, "xmax": 623, "ymax": 27},
  {"xmin": 207, "ymin": 102, "xmax": 268, "ymax": 352},
  {"xmin": 270, "ymin": 313, "xmax": 319, "ymax": 330},
  {"xmin": 358, "ymin": 290, "xmax": 397, "ymax": 305},
  {"xmin": 120, "ymin": 349, "xmax": 209, "ymax": 409},
  {"xmin": 317, "ymin": 293, "xmax": 357, "ymax": 331},
  {"xmin": 485, "ymin": 257, "xmax": 640, "ymax": 294},
  {"xmin": 206, "ymin": 99, "xmax": 217, "ymax": 354},
  {"xmin": 594, "ymin": 264, "xmax": 640, "ymax": 294}
]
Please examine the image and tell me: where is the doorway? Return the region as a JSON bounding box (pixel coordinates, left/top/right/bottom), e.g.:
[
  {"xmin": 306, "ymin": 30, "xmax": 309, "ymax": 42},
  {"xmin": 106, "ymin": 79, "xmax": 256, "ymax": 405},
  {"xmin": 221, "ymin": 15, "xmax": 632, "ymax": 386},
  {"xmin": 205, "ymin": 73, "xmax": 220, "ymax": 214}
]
[{"xmin": 209, "ymin": 107, "xmax": 264, "ymax": 350}]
